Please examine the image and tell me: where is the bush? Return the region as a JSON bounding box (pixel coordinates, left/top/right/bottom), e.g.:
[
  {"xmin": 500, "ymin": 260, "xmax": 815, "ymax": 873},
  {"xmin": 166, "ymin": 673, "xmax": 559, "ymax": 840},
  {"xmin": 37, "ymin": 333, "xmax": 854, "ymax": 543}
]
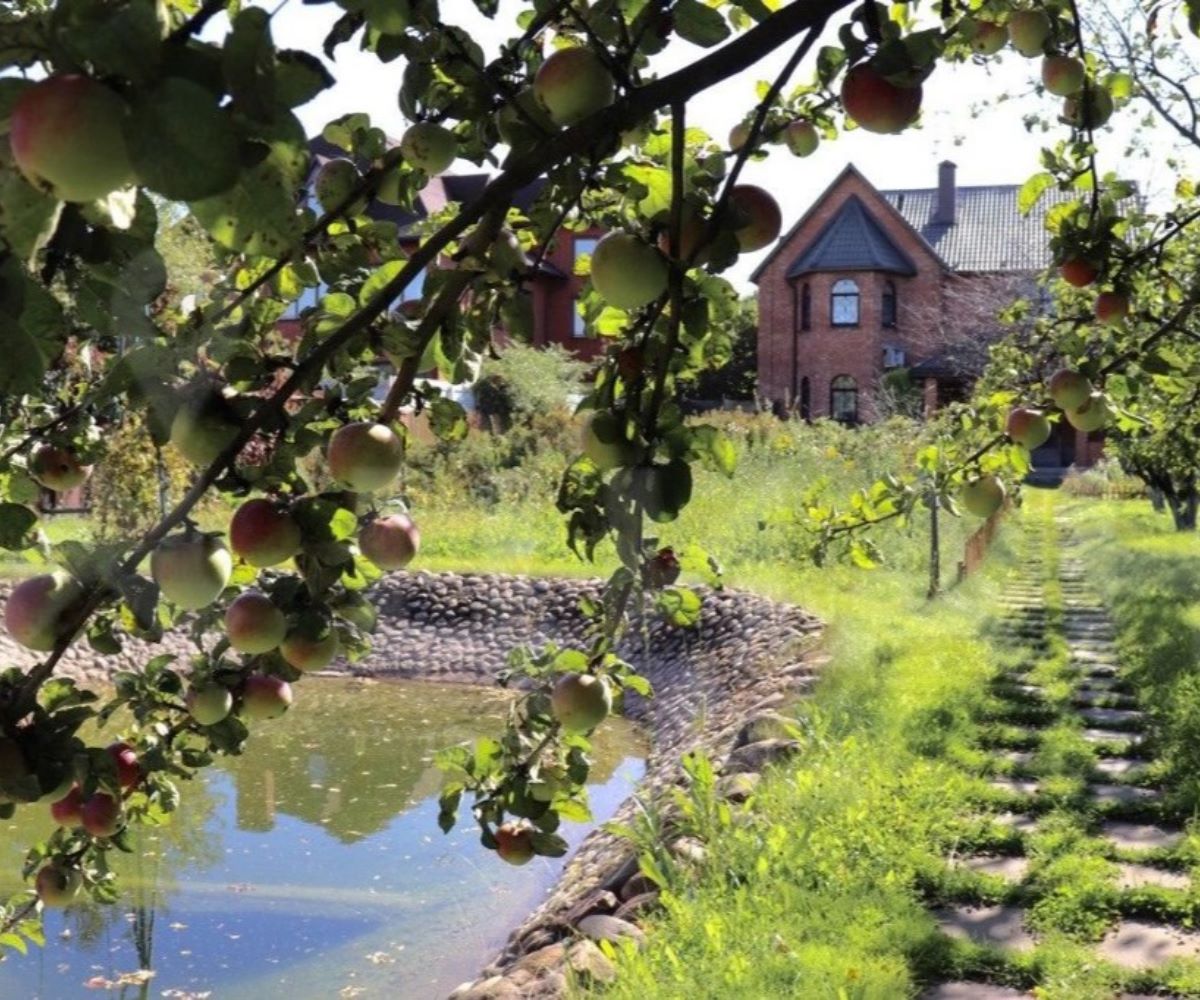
[
  {"xmin": 475, "ymin": 342, "xmax": 589, "ymax": 427},
  {"xmin": 90, "ymin": 416, "xmax": 196, "ymax": 541},
  {"xmin": 1060, "ymin": 458, "xmax": 1145, "ymax": 500}
]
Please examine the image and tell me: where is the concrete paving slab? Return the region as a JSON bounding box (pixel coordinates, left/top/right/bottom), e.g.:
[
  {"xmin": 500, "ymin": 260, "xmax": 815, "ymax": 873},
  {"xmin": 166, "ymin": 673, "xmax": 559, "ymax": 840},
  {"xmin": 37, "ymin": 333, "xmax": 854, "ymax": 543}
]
[
  {"xmin": 954, "ymin": 855, "xmax": 1031, "ymax": 882},
  {"xmin": 1101, "ymin": 821, "xmax": 1184, "ymax": 851},
  {"xmin": 1115, "ymin": 863, "xmax": 1191, "ymax": 891},
  {"xmin": 1099, "ymin": 920, "xmax": 1200, "ymax": 969},
  {"xmin": 1082, "ymin": 728, "xmax": 1144, "ymax": 746},
  {"xmin": 1080, "ymin": 707, "xmax": 1146, "ymax": 728},
  {"xmin": 934, "ymin": 905, "xmax": 1036, "ymax": 952},
  {"xmin": 1090, "ymin": 783, "xmax": 1162, "ymax": 805},
  {"xmin": 1094, "ymin": 758, "xmax": 1144, "ymax": 778},
  {"xmin": 990, "ymin": 778, "xmax": 1040, "ymax": 796},
  {"xmin": 997, "ymin": 750, "xmax": 1034, "ymax": 768},
  {"xmin": 994, "ymin": 812, "xmax": 1039, "ymax": 834}
]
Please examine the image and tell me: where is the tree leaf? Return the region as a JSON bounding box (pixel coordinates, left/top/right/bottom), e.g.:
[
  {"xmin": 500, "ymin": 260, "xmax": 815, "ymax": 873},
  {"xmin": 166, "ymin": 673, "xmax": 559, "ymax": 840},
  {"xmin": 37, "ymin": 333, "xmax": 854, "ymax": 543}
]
[
  {"xmin": 673, "ymin": 0, "xmax": 731, "ymax": 47},
  {"xmin": 1018, "ymin": 172, "xmax": 1055, "ymax": 216},
  {"xmin": 0, "ymin": 173, "xmax": 63, "ymax": 267},
  {"xmin": 0, "ymin": 503, "xmax": 37, "ymax": 551},
  {"xmin": 125, "ymin": 78, "xmax": 241, "ymax": 201}
]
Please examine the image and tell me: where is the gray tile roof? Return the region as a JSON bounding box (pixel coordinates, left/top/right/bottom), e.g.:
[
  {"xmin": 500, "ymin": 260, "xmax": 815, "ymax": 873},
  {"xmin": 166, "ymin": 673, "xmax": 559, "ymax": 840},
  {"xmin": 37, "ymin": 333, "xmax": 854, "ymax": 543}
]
[
  {"xmin": 786, "ymin": 195, "xmax": 917, "ymax": 277},
  {"xmin": 879, "ymin": 183, "xmax": 1080, "ymax": 272}
]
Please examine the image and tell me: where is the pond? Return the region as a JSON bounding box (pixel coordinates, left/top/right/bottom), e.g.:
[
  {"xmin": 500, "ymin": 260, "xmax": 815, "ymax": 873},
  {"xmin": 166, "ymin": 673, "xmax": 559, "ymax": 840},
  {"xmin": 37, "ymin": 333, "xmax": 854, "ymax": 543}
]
[{"xmin": 0, "ymin": 678, "xmax": 647, "ymax": 999}]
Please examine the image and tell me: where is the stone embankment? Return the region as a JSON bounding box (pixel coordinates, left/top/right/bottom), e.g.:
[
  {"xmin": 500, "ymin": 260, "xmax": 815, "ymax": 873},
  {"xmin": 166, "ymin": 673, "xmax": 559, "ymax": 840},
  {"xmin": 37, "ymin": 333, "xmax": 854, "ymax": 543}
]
[{"xmin": 0, "ymin": 571, "xmax": 827, "ymax": 998}]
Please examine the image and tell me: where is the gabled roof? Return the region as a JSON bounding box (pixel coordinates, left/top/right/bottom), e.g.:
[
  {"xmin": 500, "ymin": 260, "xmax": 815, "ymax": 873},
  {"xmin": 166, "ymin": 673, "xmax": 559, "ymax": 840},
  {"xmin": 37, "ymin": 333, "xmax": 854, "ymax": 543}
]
[
  {"xmin": 751, "ymin": 164, "xmax": 949, "ymax": 284},
  {"xmin": 785, "ymin": 195, "xmax": 916, "ymax": 278},
  {"xmin": 879, "ymin": 184, "xmax": 1081, "ymax": 272}
]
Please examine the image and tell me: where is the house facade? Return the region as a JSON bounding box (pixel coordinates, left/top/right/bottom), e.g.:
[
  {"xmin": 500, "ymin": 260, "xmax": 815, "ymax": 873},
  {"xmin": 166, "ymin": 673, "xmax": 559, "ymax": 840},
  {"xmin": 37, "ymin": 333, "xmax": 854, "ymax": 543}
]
[{"xmin": 752, "ymin": 162, "xmax": 1102, "ymax": 468}]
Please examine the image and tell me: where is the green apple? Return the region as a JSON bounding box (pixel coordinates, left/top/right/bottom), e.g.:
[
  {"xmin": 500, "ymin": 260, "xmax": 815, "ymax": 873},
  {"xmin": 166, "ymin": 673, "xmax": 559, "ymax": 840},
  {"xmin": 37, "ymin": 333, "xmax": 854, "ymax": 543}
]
[
  {"xmin": 280, "ymin": 628, "xmax": 340, "ymax": 672},
  {"xmin": 1005, "ymin": 407, "xmax": 1052, "ymax": 450},
  {"xmin": 959, "ymin": 475, "xmax": 1006, "ymax": 518},
  {"xmin": 327, "ymin": 422, "xmax": 405, "ymax": 493},
  {"xmin": 784, "ymin": 120, "xmax": 820, "ymax": 157},
  {"xmin": 225, "ymin": 591, "xmax": 287, "ymax": 654},
  {"xmin": 186, "ymin": 684, "xmax": 234, "ymax": 726},
  {"xmin": 1042, "ymin": 54, "xmax": 1085, "ymax": 96},
  {"xmin": 241, "ymin": 674, "xmax": 293, "ymax": 720},
  {"xmin": 1008, "ymin": 10, "xmax": 1051, "ymax": 57},
  {"xmin": 29, "ymin": 444, "xmax": 91, "ymax": 492},
  {"xmin": 533, "ymin": 47, "xmax": 615, "ymax": 126},
  {"xmin": 550, "ymin": 673, "xmax": 612, "ymax": 733},
  {"xmin": 399, "ymin": 122, "xmax": 457, "ymax": 175},
  {"xmin": 35, "ymin": 863, "xmax": 81, "ymax": 907},
  {"xmin": 170, "ymin": 389, "xmax": 240, "ymax": 467},
  {"xmin": 590, "ymin": 232, "xmax": 669, "ymax": 310},
  {"xmin": 1066, "ymin": 393, "xmax": 1110, "ymax": 432},
  {"xmin": 1048, "ymin": 369, "xmax": 1093, "ymax": 410},
  {"xmin": 314, "ymin": 157, "xmax": 368, "ymax": 216},
  {"xmin": 151, "ymin": 533, "xmax": 233, "ymax": 610},
  {"xmin": 4, "ymin": 572, "xmax": 84, "ymax": 651}
]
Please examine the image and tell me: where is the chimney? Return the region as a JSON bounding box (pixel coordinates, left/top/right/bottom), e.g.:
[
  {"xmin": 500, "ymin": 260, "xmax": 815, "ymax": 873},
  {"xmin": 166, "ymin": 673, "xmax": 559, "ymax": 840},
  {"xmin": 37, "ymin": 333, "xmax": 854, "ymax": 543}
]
[{"xmin": 935, "ymin": 160, "xmax": 957, "ymax": 225}]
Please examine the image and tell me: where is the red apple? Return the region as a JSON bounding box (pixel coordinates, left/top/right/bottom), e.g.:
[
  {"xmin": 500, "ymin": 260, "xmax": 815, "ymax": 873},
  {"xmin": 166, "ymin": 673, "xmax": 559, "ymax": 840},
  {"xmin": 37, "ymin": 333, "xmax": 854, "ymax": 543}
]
[
  {"xmin": 533, "ymin": 47, "xmax": 615, "ymax": 126},
  {"xmin": 1008, "ymin": 10, "xmax": 1052, "ymax": 57},
  {"xmin": 729, "ymin": 185, "xmax": 782, "ymax": 253},
  {"xmin": 105, "ymin": 742, "xmax": 141, "ymax": 791},
  {"xmin": 81, "ymin": 791, "xmax": 122, "ymax": 838},
  {"xmin": 550, "ymin": 673, "xmax": 612, "ymax": 733},
  {"xmin": 359, "ymin": 513, "xmax": 420, "ymax": 570},
  {"xmin": 1064, "ymin": 86, "xmax": 1114, "ymax": 129},
  {"xmin": 170, "ymin": 388, "xmax": 240, "ymax": 467},
  {"xmin": 10, "ymin": 75, "xmax": 134, "ymax": 202},
  {"xmin": 29, "ymin": 445, "xmax": 91, "ymax": 492},
  {"xmin": 841, "ymin": 64, "xmax": 923, "ymax": 134},
  {"xmin": 186, "ymin": 683, "xmax": 233, "ymax": 726},
  {"xmin": 1066, "ymin": 392, "xmax": 1110, "ymax": 432},
  {"xmin": 50, "ymin": 785, "xmax": 84, "ymax": 827},
  {"xmin": 5, "ymin": 572, "xmax": 84, "ymax": 652},
  {"xmin": 590, "ymin": 232, "xmax": 669, "ymax": 310},
  {"xmin": 1059, "ymin": 258, "xmax": 1099, "ymax": 287},
  {"xmin": 35, "ymin": 863, "xmax": 81, "ymax": 908},
  {"xmin": 494, "ymin": 822, "xmax": 536, "ymax": 866},
  {"xmin": 399, "ymin": 122, "xmax": 458, "ymax": 175},
  {"xmin": 1094, "ymin": 291, "xmax": 1129, "ymax": 325},
  {"xmin": 784, "ymin": 119, "xmax": 819, "ymax": 157},
  {"xmin": 241, "ymin": 674, "xmax": 293, "ymax": 721},
  {"xmin": 1042, "ymin": 55, "xmax": 1086, "ymax": 97},
  {"xmin": 960, "ymin": 475, "xmax": 1006, "ymax": 518},
  {"xmin": 327, "ymin": 422, "xmax": 405, "ymax": 493},
  {"xmin": 151, "ymin": 533, "xmax": 232, "ymax": 611},
  {"xmin": 225, "ymin": 591, "xmax": 287, "ymax": 654},
  {"xmin": 1005, "ymin": 407, "xmax": 1052, "ymax": 450},
  {"xmin": 644, "ymin": 546, "xmax": 681, "ymax": 589},
  {"xmin": 1048, "ymin": 369, "xmax": 1093, "ymax": 410},
  {"xmin": 280, "ymin": 629, "xmax": 340, "ymax": 672},
  {"xmin": 230, "ymin": 498, "xmax": 302, "ymax": 568}
]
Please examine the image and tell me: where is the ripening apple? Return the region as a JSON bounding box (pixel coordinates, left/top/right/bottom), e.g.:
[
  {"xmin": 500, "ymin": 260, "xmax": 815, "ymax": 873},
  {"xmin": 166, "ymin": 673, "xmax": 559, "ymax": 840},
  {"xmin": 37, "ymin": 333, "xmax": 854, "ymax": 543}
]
[
  {"xmin": 106, "ymin": 742, "xmax": 141, "ymax": 791},
  {"xmin": 1008, "ymin": 10, "xmax": 1052, "ymax": 57},
  {"xmin": 533, "ymin": 47, "xmax": 615, "ymax": 126},
  {"xmin": 80, "ymin": 791, "xmax": 122, "ymax": 838},
  {"xmin": 728, "ymin": 121, "xmax": 752, "ymax": 152},
  {"xmin": 186, "ymin": 683, "xmax": 233, "ymax": 726},
  {"xmin": 35, "ymin": 863, "xmax": 81, "ymax": 908},
  {"xmin": 1042, "ymin": 55, "xmax": 1086, "ymax": 97},
  {"xmin": 314, "ymin": 158, "xmax": 368, "ymax": 216},
  {"xmin": 656, "ymin": 207, "xmax": 710, "ymax": 264},
  {"xmin": 5, "ymin": 572, "xmax": 84, "ymax": 652},
  {"xmin": 1066, "ymin": 392, "xmax": 1110, "ymax": 432},
  {"xmin": 590, "ymin": 232, "xmax": 669, "ymax": 310},
  {"xmin": 170, "ymin": 389, "xmax": 240, "ymax": 467},
  {"xmin": 1064, "ymin": 86, "xmax": 1114, "ymax": 129},
  {"xmin": 281, "ymin": 628, "xmax": 340, "ymax": 672},
  {"xmin": 29, "ymin": 444, "xmax": 91, "ymax": 492},
  {"xmin": 1005, "ymin": 407, "xmax": 1052, "ymax": 450},
  {"xmin": 966, "ymin": 19, "xmax": 1007, "ymax": 55},
  {"xmin": 1059, "ymin": 258, "xmax": 1099, "ymax": 287},
  {"xmin": 50, "ymin": 785, "xmax": 84, "ymax": 828},
  {"xmin": 327, "ymin": 422, "xmax": 405, "ymax": 493},
  {"xmin": 551, "ymin": 673, "xmax": 612, "ymax": 733},
  {"xmin": 10, "ymin": 75, "xmax": 135, "ymax": 202},
  {"xmin": 1094, "ymin": 291, "xmax": 1129, "ymax": 325},
  {"xmin": 151, "ymin": 533, "xmax": 233, "ymax": 610},
  {"xmin": 960, "ymin": 475, "xmax": 1006, "ymax": 518},
  {"xmin": 241, "ymin": 674, "xmax": 293, "ymax": 721},
  {"xmin": 784, "ymin": 120, "xmax": 820, "ymax": 157},
  {"xmin": 729, "ymin": 185, "xmax": 782, "ymax": 253},
  {"xmin": 359, "ymin": 513, "xmax": 420, "ymax": 570},
  {"xmin": 841, "ymin": 65, "xmax": 923, "ymax": 134},
  {"xmin": 225, "ymin": 591, "xmax": 287, "ymax": 654},
  {"xmin": 496, "ymin": 88, "xmax": 556, "ymax": 147},
  {"xmin": 399, "ymin": 122, "xmax": 458, "ymax": 175},
  {"xmin": 230, "ymin": 498, "xmax": 302, "ymax": 567},
  {"xmin": 494, "ymin": 822, "xmax": 536, "ymax": 866},
  {"xmin": 644, "ymin": 546, "xmax": 681, "ymax": 589},
  {"xmin": 1048, "ymin": 369, "xmax": 1093, "ymax": 410},
  {"xmin": 581, "ymin": 412, "xmax": 641, "ymax": 471}
]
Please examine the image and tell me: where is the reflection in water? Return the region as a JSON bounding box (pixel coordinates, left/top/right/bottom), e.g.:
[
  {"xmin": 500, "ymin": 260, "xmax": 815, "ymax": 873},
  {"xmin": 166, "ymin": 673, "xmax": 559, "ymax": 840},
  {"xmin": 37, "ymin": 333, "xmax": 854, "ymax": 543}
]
[{"xmin": 0, "ymin": 679, "xmax": 646, "ymax": 999}]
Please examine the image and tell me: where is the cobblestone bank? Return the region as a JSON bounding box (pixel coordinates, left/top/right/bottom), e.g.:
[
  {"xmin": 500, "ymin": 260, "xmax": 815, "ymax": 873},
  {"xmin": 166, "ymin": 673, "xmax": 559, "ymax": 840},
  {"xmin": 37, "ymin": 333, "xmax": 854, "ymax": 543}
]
[{"xmin": 0, "ymin": 571, "xmax": 826, "ymax": 998}]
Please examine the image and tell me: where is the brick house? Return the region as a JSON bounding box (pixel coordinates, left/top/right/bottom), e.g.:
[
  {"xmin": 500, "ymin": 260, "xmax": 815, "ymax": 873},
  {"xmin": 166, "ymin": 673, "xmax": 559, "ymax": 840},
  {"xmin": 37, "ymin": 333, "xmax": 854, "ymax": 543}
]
[
  {"xmin": 279, "ymin": 138, "xmax": 607, "ymax": 367},
  {"xmin": 752, "ymin": 162, "xmax": 1102, "ymax": 468}
]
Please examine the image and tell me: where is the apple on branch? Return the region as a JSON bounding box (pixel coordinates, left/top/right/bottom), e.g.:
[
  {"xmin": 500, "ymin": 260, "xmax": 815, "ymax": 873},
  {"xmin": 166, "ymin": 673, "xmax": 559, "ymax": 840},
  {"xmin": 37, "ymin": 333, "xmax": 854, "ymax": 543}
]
[
  {"xmin": 728, "ymin": 185, "xmax": 782, "ymax": 253},
  {"xmin": 80, "ymin": 791, "xmax": 123, "ymax": 838},
  {"xmin": 1008, "ymin": 10, "xmax": 1052, "ymax": 57},
  {"xmin": 784, "ymin": 120, "xmax": 820, "ymax": 157},
  {"xmin": 5, "ymin": 572, "xmax": 84, "ymax": 652},
  {"xmin": 186, "ymin": 683, "xmax": 234, "ymax": 726},
  {"xmin": 1048, "ymin": 369, "xmax": 1094, "ymax": 411},
  {"xmin": 1005, "ymin": 407, "xmax": 1052, "ymax": 451},
  {"xmin": 551, "ymin": 673, "xmax": 612, "ymax": 733},
  {"xmin": 29, "ymin": 444, "xmax": 91, "ymax": 492},
  {"xmin": 151, "ymin": 532, "xmax": 233, "ymax": 611},
  {"xmin": 170, "ymin": 387, "xmax": 241, "ymax": 467},
  {"xmin": 589, "ymin": 232, "xmax": 669, "ymax": 310},
  {"xmin": 841, "ymin": 64, "xmax": 923, "ymax": 135},
  {"xmin": 241, "ymin": 674, "xmax": 293, "ymax": 721},
  {"xmin": 230, "ymin": 498, "xmax": 303, "ymax": 568},
  {"xmin": 226, "ymin": 591, "xmax": 288, "ymax": 654},
  {"xmin": 533, "ymin": 47, "xmax": 615, "ymax": 126},
  {"xmin": 35, "ymin": 863, "xmax": 81, "ymax": 908},
  {"xmin": 359, "ymin": 512, "xmax": 420, "ymax": 570},
  {"xmin": 959, "ymin": 475, "xmax": 1006, "ymax": 518},
  {"xmin": 327, "ymin": 422, "xmax": 405, "ymax": 493},
  {"xmin": 280, "ymin": 625, "xmax": 340, "ymax": 673},
  {"xmin": 494, "ymin": 821, "xmax": 536, "ymax": 866},
  {"xmin": 399, "ymin": 122, "xmax": 458, "ymax": 176}
]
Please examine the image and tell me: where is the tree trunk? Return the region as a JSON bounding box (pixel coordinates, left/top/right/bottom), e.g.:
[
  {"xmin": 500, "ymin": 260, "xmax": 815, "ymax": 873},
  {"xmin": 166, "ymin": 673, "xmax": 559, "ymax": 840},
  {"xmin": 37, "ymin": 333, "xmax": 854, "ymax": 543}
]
[
  {"xmin": 927, "ymin": 493, "xmax": 941, "ymax": 599},
  {"xmin": 1169, "ymin": 491, "xmax": 1198, "ymax": 531}
]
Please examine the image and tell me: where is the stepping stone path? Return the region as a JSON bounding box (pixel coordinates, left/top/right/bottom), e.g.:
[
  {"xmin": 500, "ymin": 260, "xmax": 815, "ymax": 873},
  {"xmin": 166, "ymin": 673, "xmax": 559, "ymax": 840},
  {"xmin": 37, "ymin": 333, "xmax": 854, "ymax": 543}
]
[{"xmin": 923, "ymin": 530, "xmax": 1196, "ymax": 998}]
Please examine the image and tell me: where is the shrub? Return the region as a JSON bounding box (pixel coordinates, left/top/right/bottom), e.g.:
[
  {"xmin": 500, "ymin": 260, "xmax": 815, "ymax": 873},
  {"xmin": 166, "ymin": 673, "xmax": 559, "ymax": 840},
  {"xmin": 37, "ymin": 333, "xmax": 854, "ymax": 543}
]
[
  {"xmin": 90, "ymin": 416, "xmax": 196, "ymax": 540},
  {"xmin": 1060, "ymin": 458, "xmax": 1144, "ymax": 500},
  {"xmin": 475, "ymin": 342, "xmax": 589, "ymax": 427}
]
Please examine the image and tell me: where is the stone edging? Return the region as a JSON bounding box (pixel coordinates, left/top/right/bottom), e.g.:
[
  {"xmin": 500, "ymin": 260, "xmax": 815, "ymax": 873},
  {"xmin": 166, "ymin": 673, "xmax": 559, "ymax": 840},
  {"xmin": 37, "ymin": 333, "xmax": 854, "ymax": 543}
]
[{"xmin": 0, "ymin": 571, "xmax": 826, "ymax": 998}]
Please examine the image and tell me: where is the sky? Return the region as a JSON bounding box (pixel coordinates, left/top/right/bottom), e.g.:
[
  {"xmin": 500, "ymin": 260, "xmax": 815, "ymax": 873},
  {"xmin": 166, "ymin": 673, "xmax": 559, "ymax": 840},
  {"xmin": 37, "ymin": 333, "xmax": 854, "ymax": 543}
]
[{"xmin": 233, "ymin": 1, "xmax": 1179, "ymax": 289}]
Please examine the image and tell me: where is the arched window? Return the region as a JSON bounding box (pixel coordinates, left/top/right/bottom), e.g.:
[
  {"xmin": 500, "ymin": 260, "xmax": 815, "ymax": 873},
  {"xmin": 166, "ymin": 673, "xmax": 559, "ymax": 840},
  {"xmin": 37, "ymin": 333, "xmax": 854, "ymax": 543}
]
[
  {"xmin": 881, "ymin": 280, "xmax": 897, "ymax": 327},
  {"xmin": 831, "ymin": 279, "xmax": 860, "ymax": 326},
  {"xmin": 799, "ymin": 376, "xmax": 811, "ymax": 420},
  {"xmin": 800, "ymin": 283, "xmax": 812, "ymax": 331},
  {"xmin": 830, "ymin": 375, "xmax": 858, "ymax": 424}
]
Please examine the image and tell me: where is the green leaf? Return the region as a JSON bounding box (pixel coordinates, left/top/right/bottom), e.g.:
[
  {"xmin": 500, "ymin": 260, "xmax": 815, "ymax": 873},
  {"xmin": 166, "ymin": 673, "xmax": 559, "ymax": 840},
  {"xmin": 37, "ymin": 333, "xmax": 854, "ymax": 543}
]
[
  {"xmin": 125, "ymin": 77, "xmax": 241, "ymax": 201},
  {"xmin": 530, "ymin": 830, "xmax": 569, "ymax": 857},
  {"xmin": 223, "ymin": 7, "xmax": 276, "ymax": 120},
  {"xmin": 673, "ymin": 0, "xmax": 731, "ymax": 46},
  {"xmin": 274, "ymin": 50, "xmax": 335, "ymax": 109},
  {"xmin": 1018, "ymin": 172, "xmax": 1055, "ymax": 216},
  {"xmin": 0, "ymin": 308, "xmax": 55, "ymax": 394},
  {"xmin": 0, "ymin": 504, "xmax": 36, "ymax": 551},
  {"xmin": 0, "ymin": 173, "xmax": 63, "ymax": 267},
  {"xmin": 429, "ymin": 397, "xmax": 468, "ymax": 443}
]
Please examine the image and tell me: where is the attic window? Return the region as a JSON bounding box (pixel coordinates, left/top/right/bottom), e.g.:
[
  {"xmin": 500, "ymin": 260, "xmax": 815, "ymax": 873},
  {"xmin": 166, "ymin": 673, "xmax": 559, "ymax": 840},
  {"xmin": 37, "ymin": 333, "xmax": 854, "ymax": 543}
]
[{"xmin": 831, "ymin": 279, "xmax": 860, "ymax": 326}]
